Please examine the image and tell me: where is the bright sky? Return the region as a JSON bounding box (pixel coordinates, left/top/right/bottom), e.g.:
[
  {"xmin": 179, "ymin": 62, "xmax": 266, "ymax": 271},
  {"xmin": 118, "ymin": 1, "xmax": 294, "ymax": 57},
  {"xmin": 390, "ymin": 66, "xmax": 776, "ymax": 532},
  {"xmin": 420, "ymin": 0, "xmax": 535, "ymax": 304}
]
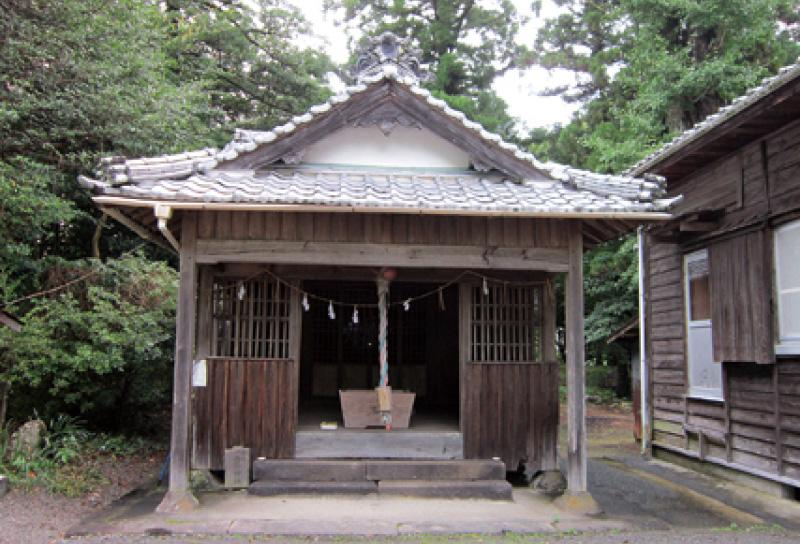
[{"xmin": 287, "ymin": 1, "xmax": 580, "ymax": 131}]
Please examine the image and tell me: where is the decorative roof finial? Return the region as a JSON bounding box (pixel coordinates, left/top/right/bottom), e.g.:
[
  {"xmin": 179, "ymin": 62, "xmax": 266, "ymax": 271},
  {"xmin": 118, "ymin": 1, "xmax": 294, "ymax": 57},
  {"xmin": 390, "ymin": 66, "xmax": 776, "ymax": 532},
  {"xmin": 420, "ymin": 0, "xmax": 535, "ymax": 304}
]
[{"xmin": 351, "ymin": 32, "xmax": 430, "ymax": 84}]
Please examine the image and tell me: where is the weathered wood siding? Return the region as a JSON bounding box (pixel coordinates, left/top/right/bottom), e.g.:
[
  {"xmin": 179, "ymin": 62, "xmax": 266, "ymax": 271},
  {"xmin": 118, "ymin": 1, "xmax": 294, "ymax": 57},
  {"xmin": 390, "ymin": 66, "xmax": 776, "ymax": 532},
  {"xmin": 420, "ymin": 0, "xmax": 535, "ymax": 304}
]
[
  {"xmin": 646, "ymin": 241, "xmax": 688, "ymax": 448},
  {"xmin": 462, "ymin": 361, "xmax": 559, "ymax": 472},
  {"xmin": 668, "ymin": 118, "xmax": 800, "ymax": 231},
  {"xmin": 192, "ymin": 358, "xmax": 297, "ymax": 470},
  {"xmin": 646, "ymin": 117, "xmax": 800, "ymax": 487},
  {"xmin": 192, "ymin": 211, "xmax": 569, "ymax": 248},
  {"xmin": 709, "ymin": 229, "xmax": 773, "ymax": 364}
]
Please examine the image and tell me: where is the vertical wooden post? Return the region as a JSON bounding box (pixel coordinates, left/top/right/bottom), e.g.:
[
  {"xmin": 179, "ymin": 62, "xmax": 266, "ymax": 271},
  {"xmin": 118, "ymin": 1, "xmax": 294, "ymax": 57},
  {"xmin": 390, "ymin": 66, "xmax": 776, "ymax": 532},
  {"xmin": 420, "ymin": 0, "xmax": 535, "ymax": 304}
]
[
  {"xmin": 158, "ymin": 212, "xmax": 199, "ymax": 513},
  {"xmin": 541, "ymin": 275, "xmax": 558, "ymax": 471},
  {"xmin": 288, "ymin": 280, "xmax": 303, "ymax": 453},
  {"xmin": 566, "ymin": 220, "xmax": 586, "ymax": 493},
  {"xmin": 555, "ymin": 221, "xmax": 600, "ymax": 514},
  {"xmin": 458, "ymin": 283, "xmax": 472, "ymax": 435}
]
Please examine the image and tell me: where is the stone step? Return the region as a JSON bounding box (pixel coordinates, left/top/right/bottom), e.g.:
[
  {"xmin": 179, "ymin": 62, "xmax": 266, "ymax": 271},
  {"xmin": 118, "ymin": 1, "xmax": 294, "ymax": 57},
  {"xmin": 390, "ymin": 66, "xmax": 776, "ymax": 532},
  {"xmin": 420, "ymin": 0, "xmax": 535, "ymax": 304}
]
[
  {"xmin": 252, "ymin": 459, "xmax": 507, "ymax": 482},
  {"xmin": 295, "ymin": 430, "xmax": 463, "ymax": 459},
  {"xmin": 365, "ymin": 460, "xmax": 506, "ymax": 481},
  {"xmin": 253, "ymin": 460, "xmax": 365, "ymax": 482},
  {"xmin": 377, "ymin": 480, "xmax": 513, "ymax": 500},
  {"xmin": 249, "ymin": 480, "xmax": 377, "ymax": 496}
]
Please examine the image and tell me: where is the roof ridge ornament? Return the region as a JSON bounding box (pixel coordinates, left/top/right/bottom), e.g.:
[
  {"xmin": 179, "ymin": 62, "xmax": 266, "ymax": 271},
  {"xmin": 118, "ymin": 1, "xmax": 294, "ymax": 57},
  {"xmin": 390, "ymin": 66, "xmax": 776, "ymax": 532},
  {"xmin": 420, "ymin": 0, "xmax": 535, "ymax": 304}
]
[{"xmin": 351, "ymin": 32, "xmax": 431, "ymax": 84}]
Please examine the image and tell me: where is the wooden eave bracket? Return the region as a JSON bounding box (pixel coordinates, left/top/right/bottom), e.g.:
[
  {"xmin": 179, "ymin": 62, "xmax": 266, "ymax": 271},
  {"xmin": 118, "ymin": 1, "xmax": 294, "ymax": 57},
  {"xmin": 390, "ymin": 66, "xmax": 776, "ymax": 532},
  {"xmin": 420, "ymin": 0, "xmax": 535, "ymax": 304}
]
[
  {"xmin": 100, "ymin": 206, "xmax": 177, "ymax": 255},
  {"xmin": 155, "ymin": 204, "xmax": 181, "ymax": 252},
  {"xmin": 679, "ymin": 210, "xmax": 724, "ymax": 233}
]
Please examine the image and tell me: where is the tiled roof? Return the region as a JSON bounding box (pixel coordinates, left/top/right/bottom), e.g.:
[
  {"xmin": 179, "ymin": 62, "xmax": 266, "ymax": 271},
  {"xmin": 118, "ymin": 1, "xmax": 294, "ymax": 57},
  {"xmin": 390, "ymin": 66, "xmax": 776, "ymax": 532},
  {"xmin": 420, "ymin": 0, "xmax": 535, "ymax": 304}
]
[
  {"xmin": 80, "ymin": 167, "xmax": 675, "ymax": 215},
  {"xmin": 80, "ymin": 65, "xmax": 676, "ymax": 217},
  {"xmin": 629, "ymin": 61, "xmax": 800, "ymax": 176}
]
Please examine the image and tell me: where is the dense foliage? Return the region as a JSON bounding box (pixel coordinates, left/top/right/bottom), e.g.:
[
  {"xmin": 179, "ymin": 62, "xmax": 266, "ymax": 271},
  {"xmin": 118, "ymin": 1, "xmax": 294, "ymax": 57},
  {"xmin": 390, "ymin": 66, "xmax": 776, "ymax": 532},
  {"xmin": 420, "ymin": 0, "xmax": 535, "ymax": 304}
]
[
  {"xmin": 530, "ymin": 0, "xmax": 800, "ymax": 172},
  {"xmin": 0, "ymin": 255, "xmax": 177, "ymax": 430},
  {"xmin": 0, "ymin": 0, "xmax": 332, "ymax": 430}
]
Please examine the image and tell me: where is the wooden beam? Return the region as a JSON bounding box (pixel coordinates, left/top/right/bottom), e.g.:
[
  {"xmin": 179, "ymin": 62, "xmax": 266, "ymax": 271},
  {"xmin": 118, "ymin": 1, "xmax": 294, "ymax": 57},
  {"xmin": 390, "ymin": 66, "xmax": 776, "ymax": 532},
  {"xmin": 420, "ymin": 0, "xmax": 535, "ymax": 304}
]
[
  {"xmin": 565, "ymin": 220, "xmax": 587, "ymax": 493},
  {"xmin": 101, "ymin": 206, "xmax": 176, "ymax": 255},
  {"xmin": 157, "ymin": 212, "xmax": 199, "ymax": 513},
  {"xmin": 195, "ymin": 239, "xmax": 570, "ymax": 271},
  {"xmin": 679, "ymin": 220, "xmax": 719, "ymax": 232},
  {"xmin": 214, "ymin": 263, "xmax": 550, "ymax": 283}
]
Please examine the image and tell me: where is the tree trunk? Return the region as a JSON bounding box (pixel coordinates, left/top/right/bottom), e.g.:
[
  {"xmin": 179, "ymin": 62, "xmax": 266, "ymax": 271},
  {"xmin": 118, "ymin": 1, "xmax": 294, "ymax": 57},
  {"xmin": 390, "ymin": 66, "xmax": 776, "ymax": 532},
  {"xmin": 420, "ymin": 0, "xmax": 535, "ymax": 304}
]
[
  {"xmin": 92, "ymin": 213, "xmax": 108, "ymax": 259},
  {"xmin": 0, "ymin": 381, "xmax": 9, "ymax": 429}
]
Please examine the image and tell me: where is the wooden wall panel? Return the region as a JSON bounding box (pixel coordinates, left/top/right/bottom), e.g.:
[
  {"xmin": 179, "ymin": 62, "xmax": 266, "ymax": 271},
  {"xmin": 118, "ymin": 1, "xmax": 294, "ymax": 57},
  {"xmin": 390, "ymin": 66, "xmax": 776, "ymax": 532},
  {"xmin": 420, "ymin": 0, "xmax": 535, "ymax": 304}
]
[
  {"xmin": 709, "ymin": 229, "xmax": 773, "ymax": 364},
  {"xmin": 462, "ymin": 361, "xmax": 559, "ymax": 473},
  {"xmin": 194, "ymin": 212, "xmax": 569, "ymax": 249},
  {"xmin": 646, "ymin": 115, "xmax": 800, "ymax": 488},
  {"xmin": 192, "ymin": 358, "xmax": 297, "ymax": 470},
  {"xmin": 646, "ymin": 240, "xmax": 687, "ymax": 437},
  {"xmin": 665, "ymin": 118, "xmax": 800, "ymax": 234}
]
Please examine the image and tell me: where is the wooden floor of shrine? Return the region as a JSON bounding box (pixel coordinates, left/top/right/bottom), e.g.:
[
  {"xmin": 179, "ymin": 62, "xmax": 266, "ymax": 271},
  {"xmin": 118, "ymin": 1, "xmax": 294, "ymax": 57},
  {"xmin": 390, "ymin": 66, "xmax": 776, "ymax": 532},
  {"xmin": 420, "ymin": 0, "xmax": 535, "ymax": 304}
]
[{"xmin": 296, "ymin": 404, "xmax": 462, "ymax": 459}]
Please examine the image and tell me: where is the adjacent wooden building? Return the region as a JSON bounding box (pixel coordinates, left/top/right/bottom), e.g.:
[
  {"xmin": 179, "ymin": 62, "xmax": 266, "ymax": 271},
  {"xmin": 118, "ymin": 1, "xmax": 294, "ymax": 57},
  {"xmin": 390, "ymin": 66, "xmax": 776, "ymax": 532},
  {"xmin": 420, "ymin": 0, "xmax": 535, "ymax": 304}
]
[
  {"xmin": 81, "ymin": 34, "xmax": 673, "ymax": 511},
  {"xmin": 631, "ymin": 63, "xmax": 800, "ymax": 496}
]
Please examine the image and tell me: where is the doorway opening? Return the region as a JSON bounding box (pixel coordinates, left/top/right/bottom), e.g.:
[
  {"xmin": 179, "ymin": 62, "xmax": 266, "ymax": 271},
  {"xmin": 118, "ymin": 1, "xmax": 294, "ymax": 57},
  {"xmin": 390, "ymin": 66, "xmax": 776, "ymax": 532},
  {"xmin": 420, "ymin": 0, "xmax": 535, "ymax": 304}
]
[{"xmin": 298, "ymin": 280, "xmax": 460, "ymax": 432}]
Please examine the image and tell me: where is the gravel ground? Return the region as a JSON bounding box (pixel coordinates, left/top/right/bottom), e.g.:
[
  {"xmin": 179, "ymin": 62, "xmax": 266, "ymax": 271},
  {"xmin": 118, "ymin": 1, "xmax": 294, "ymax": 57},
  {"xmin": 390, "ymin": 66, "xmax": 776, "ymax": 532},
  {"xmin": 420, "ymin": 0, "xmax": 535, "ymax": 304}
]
[
  {"xmin": 0, "ymin": 451, "xmax": 163, "ymax": 544},
  {"xmin": 59, "ymin": 527, "xmax": 798, "ymax": 544}
]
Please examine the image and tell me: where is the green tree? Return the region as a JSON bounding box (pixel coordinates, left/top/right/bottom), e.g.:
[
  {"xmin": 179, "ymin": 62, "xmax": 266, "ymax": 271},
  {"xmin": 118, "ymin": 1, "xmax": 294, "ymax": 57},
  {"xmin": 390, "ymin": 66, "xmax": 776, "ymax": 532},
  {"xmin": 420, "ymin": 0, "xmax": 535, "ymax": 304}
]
[
  {"xmin": 531, "ymin": 0, "xmax": 800, "ymax": 172},
  {"xmin": 164, "ymin": 0, "xmax": 334, "ymax": 131},
  {"xmin": 328, "ymin": 0, "xmax": 525, "ymax": 136},
  {"xmin": 0, "ymin": 0, "xmax": 333, "ymax": 429},
  {"xmin": 0, "ymin": 255, "xmax": 177, "ymax": 432}
]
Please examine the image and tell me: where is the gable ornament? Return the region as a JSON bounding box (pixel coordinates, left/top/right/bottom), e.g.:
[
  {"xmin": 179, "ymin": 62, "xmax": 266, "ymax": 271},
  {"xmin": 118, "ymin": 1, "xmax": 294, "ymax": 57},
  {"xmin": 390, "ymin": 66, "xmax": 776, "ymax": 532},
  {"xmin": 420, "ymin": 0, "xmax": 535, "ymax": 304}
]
[
  {"xmin": 351, "ymin": 32, "xmax": 431, "ymax": 85},
  {"xmin": 353, "ymin": 104, "xmax": 422, "ymax": 136}
]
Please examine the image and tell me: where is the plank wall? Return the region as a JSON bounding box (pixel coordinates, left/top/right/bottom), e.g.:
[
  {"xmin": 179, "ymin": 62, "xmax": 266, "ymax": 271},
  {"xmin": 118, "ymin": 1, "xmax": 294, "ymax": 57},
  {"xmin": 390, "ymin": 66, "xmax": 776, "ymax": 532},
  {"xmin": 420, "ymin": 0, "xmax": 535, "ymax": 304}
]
[
  {"xmin": 647, "ymin": 117, "xmax": 800, "ymax": 487},
  {"xmin": 462, "ymin": 361, "xmax": 559, "ymax": 472},
  {"xmin": 192, "ymin": 211, "xmax": 569, "ymax": 249},
  {"xmin": 192, "ymin": 358, "xmax": 297, "ymax": 470}
]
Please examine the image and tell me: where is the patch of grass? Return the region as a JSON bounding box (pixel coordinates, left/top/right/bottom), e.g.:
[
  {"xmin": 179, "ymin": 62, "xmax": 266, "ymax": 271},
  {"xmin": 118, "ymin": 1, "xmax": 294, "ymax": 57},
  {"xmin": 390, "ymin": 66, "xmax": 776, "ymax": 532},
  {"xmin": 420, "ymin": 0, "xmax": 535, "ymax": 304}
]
[
  {"xmin": 711, "ymin": 523, "xmax": 787, "ymax": 534},
  {"xmin": 0, "ymin": 415, "xmax": 155, "ymax": 497}
]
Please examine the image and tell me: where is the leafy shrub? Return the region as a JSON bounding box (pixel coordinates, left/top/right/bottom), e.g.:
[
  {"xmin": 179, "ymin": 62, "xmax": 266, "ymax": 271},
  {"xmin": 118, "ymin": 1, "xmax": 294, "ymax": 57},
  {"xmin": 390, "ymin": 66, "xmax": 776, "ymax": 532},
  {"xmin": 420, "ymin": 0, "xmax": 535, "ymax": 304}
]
[
  {"xmin": 0, "ymin": 415, "xmax": 157, "ymax": 496},
  {"xmin": 0, "ymin": 253, "xmax": 177, "ymax": 433}
]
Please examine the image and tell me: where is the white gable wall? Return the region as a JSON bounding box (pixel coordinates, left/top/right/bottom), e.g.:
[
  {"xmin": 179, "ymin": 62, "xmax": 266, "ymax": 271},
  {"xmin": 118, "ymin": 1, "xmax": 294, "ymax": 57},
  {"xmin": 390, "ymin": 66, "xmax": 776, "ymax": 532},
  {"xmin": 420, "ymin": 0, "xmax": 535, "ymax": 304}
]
[{"xmin": 302, "ymin": 126, "xmax": 471, "ymax": 169}]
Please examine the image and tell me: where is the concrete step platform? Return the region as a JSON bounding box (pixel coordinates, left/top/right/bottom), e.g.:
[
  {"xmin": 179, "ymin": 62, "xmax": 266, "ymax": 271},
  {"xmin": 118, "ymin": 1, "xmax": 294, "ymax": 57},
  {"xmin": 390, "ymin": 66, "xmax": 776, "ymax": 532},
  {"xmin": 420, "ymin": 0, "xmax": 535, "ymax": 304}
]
[
  {"xmin": 249, "ymin": 479, "xmax": 512, "ymax": 500},
  {"xmin": 252, "ymin": 459, "xmax": 506, "ymax": 482},
  {"xmin": 378, "ymin": 480, "xmax": 513, "ymax": 500},
  {"xmin": 249, "ymin": 480, "xmax": 377, "ymax": 496}
]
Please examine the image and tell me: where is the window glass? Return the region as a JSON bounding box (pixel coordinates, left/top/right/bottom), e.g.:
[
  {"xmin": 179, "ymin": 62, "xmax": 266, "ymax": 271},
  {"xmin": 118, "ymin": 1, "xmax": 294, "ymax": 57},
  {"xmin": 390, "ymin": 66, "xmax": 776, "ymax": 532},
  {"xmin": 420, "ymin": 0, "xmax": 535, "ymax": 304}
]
[
  {"xmin": 776, "ymin": 221, "xmax": 800, "ymax": 348},
  {"xmin": 685, "ymin": 249, "xmax": 722, "ymax": 400},
  {"xmin": 687, "ymin": 257, "xmax": 711, "ymax": 321}
]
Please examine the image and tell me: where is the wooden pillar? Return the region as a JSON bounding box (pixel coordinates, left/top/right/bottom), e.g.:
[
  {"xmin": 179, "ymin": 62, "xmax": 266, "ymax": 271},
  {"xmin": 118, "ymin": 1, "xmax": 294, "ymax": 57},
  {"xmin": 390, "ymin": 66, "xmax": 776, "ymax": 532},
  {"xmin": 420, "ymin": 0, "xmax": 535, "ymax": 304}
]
[
  {"xmin": 541, "ymin": 275, "xmax": 558, "ymax": 471},
  {"xmin": 565, "ymin": 220, "xmax": 587, "ymax": 493},
  {"xmin": 157, "ymin": 212, "xmax": 199, "ymax": 513}
]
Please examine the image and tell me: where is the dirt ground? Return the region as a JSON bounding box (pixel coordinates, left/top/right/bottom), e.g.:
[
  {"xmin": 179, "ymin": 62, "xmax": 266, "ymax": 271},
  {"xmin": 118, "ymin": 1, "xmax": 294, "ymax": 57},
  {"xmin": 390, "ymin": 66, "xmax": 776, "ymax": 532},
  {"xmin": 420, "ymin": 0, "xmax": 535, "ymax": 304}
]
[
  {"xmin": 559, "ymin": 401, "xmax": 639, "ymax": 455},
  {"xmin": 0, "ymin": 450, "xmax": 163, "ymax": 544},
  {"xmin": 0, "ymin": 403, "xmax": 644, "ymax": 544}
]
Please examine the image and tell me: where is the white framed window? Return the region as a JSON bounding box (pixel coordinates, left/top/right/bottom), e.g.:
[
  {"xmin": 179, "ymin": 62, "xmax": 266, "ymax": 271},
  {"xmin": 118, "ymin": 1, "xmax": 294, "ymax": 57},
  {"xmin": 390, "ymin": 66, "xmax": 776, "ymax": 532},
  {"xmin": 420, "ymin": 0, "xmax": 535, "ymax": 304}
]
[
  {"xmin": 684, "ymin": 249, "xmax": 723, "ymax": 400},
  {"xmin": 775, "ymin": 220, "xmax": 800, "ymax": 355}
]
